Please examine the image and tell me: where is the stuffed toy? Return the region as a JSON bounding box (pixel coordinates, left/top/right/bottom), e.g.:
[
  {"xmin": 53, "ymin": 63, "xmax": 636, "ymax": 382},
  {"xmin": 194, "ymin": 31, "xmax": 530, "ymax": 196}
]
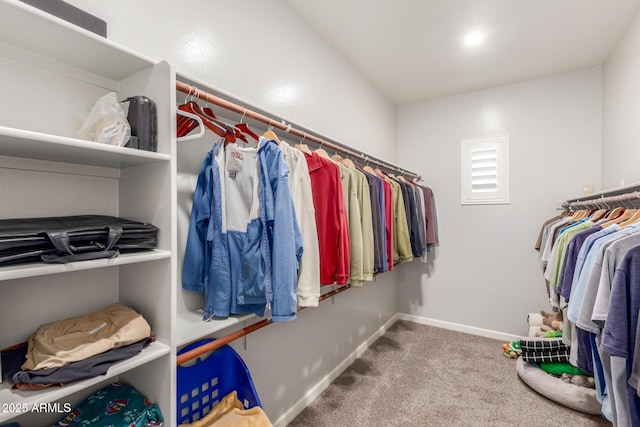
[
  {"xmin": 540, "ymin": 310, "xmax": 563, "ymax": 327},
  {"xmin": 502, "ymin": 340, "xmax": 521, "ymax": 358},
  {"xmin": 561, "ymin": 373, "xmax": 595, "ymax": 389}
]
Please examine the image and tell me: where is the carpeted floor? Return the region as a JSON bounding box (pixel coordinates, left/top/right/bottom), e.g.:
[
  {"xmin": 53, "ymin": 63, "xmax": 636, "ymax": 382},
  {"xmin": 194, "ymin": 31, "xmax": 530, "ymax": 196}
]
[{"xmin": 288, "ymin": 320, "xmax": 610, "ymax": 427}]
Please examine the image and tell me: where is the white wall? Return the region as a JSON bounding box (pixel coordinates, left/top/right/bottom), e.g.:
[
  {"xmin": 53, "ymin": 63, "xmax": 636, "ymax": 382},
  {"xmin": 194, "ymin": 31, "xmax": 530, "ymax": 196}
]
[
  {"xmin": 397, "ymin": 68, "xmax": 602, "ymax": 336},
  {"xmin": 64, "ymin": 0, "xmax": 400, "ymax": 424},
  {"xmin": 65, "ymin": 0, "xmax": 397, "ymax": 163},
  {"xmin": 602, "ymin": 8, "xmax": 640, "ymax": 189}
]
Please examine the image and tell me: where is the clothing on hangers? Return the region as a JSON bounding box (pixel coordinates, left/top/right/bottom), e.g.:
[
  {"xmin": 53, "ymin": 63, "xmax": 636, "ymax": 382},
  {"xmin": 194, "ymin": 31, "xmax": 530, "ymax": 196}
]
[
  {"xmin": 279, "ymin": 141, "xmax": 320, "ymax": 307},
  {"xmin": 304, "ymin": 151, "xmax": 350, "ymax": 285},
  {"xmin": 183, "ymin": 139, "xmax": 302, "ymax": 321}
]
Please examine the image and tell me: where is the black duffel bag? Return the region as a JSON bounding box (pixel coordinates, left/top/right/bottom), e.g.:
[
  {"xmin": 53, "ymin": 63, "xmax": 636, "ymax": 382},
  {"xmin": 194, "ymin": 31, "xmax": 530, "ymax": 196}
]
[{"xmin": 0, "ymin": 215, "xmax": 158, "ymax": 265}]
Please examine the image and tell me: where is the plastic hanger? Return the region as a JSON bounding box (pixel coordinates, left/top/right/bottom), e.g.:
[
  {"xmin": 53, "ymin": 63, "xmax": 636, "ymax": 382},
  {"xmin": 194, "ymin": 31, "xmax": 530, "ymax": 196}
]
[
  {"xmin": 177, "ymin": 102, "xmax": 232, "ymax": 142},
  {"xmin": 176, "ymin": 86, "xmax": 199, "ymax": 136},
  {"xmin": 176, "ymin": 109, "xmax": 205, "ymax": 141}
]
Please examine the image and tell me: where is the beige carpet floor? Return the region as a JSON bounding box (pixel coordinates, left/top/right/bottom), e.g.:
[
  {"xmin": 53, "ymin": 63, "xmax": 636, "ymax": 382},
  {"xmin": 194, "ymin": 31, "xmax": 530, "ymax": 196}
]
[{"xmin": 288, "ymin": 320, "xmax": 610, "ymax": 427}]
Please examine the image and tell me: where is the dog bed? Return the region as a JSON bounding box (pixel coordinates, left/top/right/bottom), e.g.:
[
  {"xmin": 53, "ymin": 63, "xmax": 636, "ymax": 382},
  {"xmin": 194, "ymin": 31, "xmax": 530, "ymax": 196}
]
[{"xmin": 516, "ymin": 357, "xmax": 601, "ymax": 414}]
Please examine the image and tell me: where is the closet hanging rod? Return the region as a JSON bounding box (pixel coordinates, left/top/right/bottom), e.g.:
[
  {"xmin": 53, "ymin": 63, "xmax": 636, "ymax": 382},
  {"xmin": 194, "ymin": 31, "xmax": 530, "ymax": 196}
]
[
  {"xmin": 563, "ymin": 190, "xmax": 640, "ymax": 210},
  {"xmin": 176, "ymin": 285, "xmax": 351, "ymax": 366},
  {"xmin": 175, "ymin": 80, "xmax": 421, "ymax": 180},
  {"xmin": 564, "ymin": 182, "xmax": 640, "ymax": 204}
]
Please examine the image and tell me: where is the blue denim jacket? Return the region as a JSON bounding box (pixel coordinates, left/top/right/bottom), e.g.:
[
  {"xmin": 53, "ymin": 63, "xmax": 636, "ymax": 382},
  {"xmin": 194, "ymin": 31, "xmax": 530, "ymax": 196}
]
[
  {"xmin": 182, "ymin": 151, "xmax": 214, "ymax": 293},
  {"xmin": 183, "ymin": 140, "xmax": 302, "ymax": 322},
  {"xmin": 256, "ymin": 138, "xmax": 303, "ymax": 321}
]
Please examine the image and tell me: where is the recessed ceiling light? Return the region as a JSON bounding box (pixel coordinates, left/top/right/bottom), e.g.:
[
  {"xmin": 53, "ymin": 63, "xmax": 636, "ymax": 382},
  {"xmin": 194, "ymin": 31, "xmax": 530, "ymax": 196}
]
[{"xmin": 464, "ymin": 31, "xmax": 485, "ymax": 47}]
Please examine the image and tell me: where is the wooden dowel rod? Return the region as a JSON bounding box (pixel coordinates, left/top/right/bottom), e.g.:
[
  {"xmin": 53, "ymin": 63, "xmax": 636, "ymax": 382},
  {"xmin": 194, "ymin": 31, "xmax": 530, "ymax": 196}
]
[
  {"xmin": 176, "ymin": 80, "xmax": 420, "ymax": 179},
  {"xmin": 176, "ymin": 285, "xmax": 351, "ymax": 366}
]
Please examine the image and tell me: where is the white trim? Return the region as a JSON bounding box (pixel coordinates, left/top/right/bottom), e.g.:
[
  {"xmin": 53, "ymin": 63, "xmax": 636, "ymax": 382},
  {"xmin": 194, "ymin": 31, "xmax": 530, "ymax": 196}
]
[
  {"xmin": 272, "ymin": 313, "xmax": 400, "ymax": 427},
  {"xmin": 397, "ymin": 313, "xmax": 519, "ymax": 342}
]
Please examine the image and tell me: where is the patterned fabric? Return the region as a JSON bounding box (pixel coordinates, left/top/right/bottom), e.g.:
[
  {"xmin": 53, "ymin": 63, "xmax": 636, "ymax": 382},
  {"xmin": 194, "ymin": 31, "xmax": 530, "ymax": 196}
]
[
  {"xmin": 520, "ymin": 338, "xmax": 570, "ymax": 363},
  {"xmin": 53, "ymin": 383, "xmax": 163, "ymax": 427},
  {"xmin": 520, "ymin": 338, "xmax": 568, "ymax": 352},
  {"xmin": 521, "ymin": 349, "xmax": 570, "ymax": 363}
]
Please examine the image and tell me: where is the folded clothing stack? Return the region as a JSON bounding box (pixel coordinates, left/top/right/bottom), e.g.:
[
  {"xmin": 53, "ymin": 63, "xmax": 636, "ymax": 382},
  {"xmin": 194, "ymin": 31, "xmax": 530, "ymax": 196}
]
[
  {"xmin": 1, "ymin": 303, "xmax": 152, "ymax": 390},
  {"xmin": 53, "ymin": 382, "xmax": 163, "ymax": 427}
]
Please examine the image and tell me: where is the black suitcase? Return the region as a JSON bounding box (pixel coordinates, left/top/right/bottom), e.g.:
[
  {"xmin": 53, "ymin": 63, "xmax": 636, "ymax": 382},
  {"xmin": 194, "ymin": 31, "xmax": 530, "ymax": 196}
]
[
  {"xmin": 124, "ymin": 96, "xmax": 157, "ymax": 152},
  {"xmin": 0, "ymin": 215, "xmax": 158, "ymax": 265}
]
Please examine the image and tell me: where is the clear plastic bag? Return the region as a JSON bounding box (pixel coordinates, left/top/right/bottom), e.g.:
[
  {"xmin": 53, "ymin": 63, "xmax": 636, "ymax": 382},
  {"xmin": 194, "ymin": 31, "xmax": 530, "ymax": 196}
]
[{"xmin": 79, "ymin": 92, "xmax": 131, "ymax": 146}]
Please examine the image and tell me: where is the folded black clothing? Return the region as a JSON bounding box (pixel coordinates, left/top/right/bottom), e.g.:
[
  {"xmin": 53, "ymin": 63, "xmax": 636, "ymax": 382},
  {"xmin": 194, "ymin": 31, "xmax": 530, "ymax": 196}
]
[
  {"xmin": 520, "ymin": 337, "xmax": 568, "ymax": 352},
  {"xmin": 521, "ymin": 349, "xmax": 570, "ymax": 363},
  {"xmin": 4, "ymin": 337, "xmax": 151, "ymax": 386}
]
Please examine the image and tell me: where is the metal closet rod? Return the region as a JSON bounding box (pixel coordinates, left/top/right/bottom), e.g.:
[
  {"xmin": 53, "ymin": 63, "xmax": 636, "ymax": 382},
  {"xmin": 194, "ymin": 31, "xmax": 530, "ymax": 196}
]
[
  {"xmin": 564, "ymin": 182, "xmax": 640, "ymax": 205},
  {"xmin": 176, "ymin": 80, "xmax": 421, "ymax": 180},
  {"xmin": 176, "ymin": 285, "xmax": 351, "ymax": 366},
  {"xmin": 562, "ymin": 190, "xmax": 640, "ymax": 210}
]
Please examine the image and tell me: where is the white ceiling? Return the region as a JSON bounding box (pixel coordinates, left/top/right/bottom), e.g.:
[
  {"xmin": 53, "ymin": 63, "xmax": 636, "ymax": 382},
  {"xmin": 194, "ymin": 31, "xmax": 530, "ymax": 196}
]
[{"xmin": 287, "ymin": 0, "xmax": 640, "ymax": 104}]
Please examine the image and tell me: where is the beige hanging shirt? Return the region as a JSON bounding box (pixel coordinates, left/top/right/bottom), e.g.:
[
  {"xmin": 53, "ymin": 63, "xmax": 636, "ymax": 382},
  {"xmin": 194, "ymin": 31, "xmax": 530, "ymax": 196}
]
[{"xmin": 279, "ymin": 141, "xmax": 320, "ymax": 306}]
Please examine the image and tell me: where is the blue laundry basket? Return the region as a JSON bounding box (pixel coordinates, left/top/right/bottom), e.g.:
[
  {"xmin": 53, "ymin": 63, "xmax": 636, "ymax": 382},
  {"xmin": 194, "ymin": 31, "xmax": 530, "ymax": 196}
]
[{"xmin": 177, "ymin": 339, "xmax": 262, "ymax": 425}]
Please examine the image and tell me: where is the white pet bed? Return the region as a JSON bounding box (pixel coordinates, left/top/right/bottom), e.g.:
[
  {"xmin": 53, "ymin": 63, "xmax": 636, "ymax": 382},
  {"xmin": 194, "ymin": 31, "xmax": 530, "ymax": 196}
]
[{"xmin": 516, "ymin": 357, "xmax": 601, "ymax": 414}]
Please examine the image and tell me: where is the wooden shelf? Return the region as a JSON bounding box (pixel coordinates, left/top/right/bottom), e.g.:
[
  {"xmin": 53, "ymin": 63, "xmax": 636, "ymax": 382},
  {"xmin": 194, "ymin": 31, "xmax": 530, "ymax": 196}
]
[
  {"xmin": 0, "ymin": 126, "xmax": 170, "ymax": 169},
  {"xmin": 0, "ymin": 250, "xmax": 171, "ymax": 282},
  {"xmin": 177, "ymin": 311, "xmax": 257, "ymax": 347},
  {"xmin": 0, "ymin": 341, "xmax": 170, "ymax": 423}
]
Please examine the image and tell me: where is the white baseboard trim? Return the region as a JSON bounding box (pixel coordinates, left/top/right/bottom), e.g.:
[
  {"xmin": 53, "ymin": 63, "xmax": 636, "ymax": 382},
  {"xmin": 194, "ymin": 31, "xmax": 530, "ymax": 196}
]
[
  {"xmin": 398, "ymin": 313, "xmax": 519, "ymax": 342},
  {"xmin": 272, "ymin": 313, "xmax": 400, "ymax": 427}
]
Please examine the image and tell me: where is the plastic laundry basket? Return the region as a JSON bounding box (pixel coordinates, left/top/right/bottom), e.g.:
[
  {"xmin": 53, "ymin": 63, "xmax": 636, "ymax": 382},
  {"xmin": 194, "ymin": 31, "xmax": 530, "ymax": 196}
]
[{"xmin": 177, "ymin": 339, "xmax": 262, "ymax": 425}]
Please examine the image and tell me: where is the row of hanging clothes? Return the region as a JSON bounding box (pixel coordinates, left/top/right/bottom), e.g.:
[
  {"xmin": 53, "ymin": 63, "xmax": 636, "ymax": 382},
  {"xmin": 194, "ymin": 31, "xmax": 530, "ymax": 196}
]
[
  {"xmin": 536, "ymin": 189, "xmax": 640, "ymax": 425},
  {"xmin": 176, "ymin": 85, "xmax": 439, "ymax": 324}
]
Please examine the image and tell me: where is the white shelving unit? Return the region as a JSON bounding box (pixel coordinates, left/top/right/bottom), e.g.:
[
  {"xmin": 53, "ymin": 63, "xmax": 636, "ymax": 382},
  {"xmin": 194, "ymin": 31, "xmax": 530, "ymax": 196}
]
[
  {"xmin": 0, "ymin": 250, "xmax": 171, "ymax": 282},
  {"xmin": 0, "ymin": 1, "xmax": 176, "ymax": 425},
  {"xmin": 0, "ymin": 126, "xmax": 171, "ymax": 168},
  {"xmin": 0, "ymin": 342, "xmax": 171, "ymax": 424}
]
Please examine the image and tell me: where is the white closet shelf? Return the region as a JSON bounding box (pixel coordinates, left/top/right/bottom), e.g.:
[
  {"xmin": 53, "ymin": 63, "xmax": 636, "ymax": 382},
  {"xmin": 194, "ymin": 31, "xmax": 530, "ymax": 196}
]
[
  {"xmin": 0, "ymin": 250, "xmax": 171, "ymax": 282},
  {"xmin": 0, "ymin": 341, "xmax": 170, "ymax": 423},
  {"xmin": 177, "ymin": 311, "xmax": 256, "ymax": 347},
  {"xmin": 0, "ymin": 0, "xmax": 156, "ymax": 81},
  {"xmin": 0, "ymin": 126, "xmax": 170, "ymax": 169}
]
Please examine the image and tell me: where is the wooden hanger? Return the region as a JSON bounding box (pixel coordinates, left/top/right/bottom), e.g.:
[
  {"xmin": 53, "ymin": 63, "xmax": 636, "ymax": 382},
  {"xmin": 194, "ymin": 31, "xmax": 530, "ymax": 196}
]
[
  {"xmin": 342, "ymin": 158, "xmax": 356, "ymax": 168},
  {"xmin": 619, "ymin": 209, "xmax": 640, "ymax": 228},
  {"xmin": 315, "ymin": 148, "xmax": 330, "ymax": 159},
  {"xmin": 363, "ymin": 165, "xmax": 376, "ymax": 174},
  {"xmin": 262, "ymin": 129, "xmax": 281, "ymax": 144},
  {"xmin": 262, "ymin": 121, "xmax": 281, "ymax": 144},
  {"xmin": 332, "ymin": 154, "xmax": 345, "ymax": 164},
  {"xmin": 294, "ymin": 134, "xmax": 312, "ymax": 155},
  {"xmin": 606, "ymin": 206, "xmax": 625, "ymax": 220},
  {"xmin": 200, "ymin": 102, "xmax": 248, "ymax": 144},
  {"xmin": 177, "ymin": 102, "xmax": 230, "ymax": 141},
  {"xmin": 236, "ymin": 123, "xmax": 259, "ymax": 142},
  {"xmin": 601, "ymin": 209, "xmax": 634, "ymax": 228},
  {"xmin": 315, "ymin": 140, "xmax": 330, "ymax": 159}
]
